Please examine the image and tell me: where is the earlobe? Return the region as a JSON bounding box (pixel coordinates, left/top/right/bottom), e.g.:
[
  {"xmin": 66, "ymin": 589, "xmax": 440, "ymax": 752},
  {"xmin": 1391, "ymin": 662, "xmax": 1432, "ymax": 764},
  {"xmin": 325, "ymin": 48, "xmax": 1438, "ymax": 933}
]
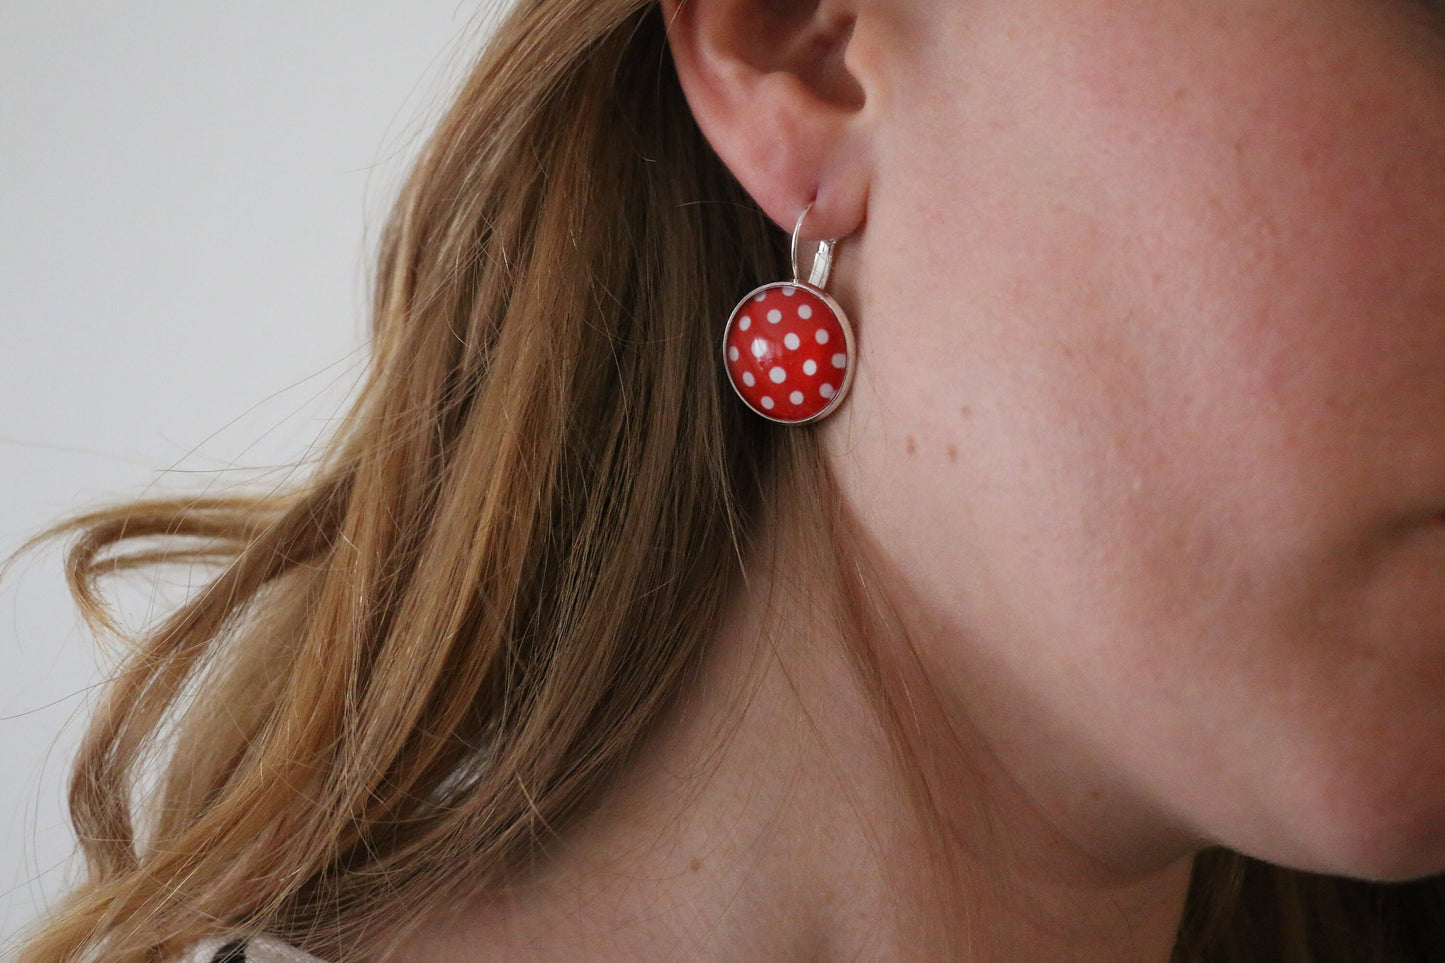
[{"xmin": 661, "ymin": 0, "xmax": 874, "ymax": 241}]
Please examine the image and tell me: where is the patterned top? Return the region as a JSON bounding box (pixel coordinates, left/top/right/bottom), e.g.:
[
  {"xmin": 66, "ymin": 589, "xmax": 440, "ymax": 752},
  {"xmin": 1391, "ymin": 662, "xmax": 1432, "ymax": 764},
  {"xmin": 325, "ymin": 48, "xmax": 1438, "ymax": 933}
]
[{"xmin": 191, "ymin": 935, "xmax": 328, "ymax": 963}]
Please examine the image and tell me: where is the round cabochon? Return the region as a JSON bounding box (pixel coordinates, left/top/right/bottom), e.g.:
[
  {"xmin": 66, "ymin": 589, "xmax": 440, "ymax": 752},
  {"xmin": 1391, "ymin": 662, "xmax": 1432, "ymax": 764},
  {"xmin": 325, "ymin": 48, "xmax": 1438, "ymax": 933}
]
[{"xmin": 722, "ymin": 282, "xmax": 855, "ymax": 424}]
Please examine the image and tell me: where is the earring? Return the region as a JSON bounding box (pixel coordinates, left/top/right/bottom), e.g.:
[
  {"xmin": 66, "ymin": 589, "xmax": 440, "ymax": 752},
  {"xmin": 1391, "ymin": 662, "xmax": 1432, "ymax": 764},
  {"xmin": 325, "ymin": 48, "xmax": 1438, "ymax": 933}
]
[{"xmin": 722, "ymin": 203, "xmax": 856, "ymax": 425}]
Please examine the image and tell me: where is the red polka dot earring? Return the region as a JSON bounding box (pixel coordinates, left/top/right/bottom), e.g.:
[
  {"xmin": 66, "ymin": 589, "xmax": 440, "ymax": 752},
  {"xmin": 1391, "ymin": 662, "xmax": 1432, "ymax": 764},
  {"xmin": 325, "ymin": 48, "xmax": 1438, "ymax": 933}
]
[{"xmin": 722, "ymin": 202, "xmax": 856, "ymax": 425}]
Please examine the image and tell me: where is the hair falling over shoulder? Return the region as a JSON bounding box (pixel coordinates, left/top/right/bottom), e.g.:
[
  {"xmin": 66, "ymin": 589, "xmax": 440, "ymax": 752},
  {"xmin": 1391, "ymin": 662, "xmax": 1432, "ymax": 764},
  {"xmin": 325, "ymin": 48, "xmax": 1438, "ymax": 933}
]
[
  {"xmin": 9, "ymin": 1, "xmax": 1445, "ymax": 961},
  {"xmin": 11, "ymin": 2, "xmax": 784, "ymax": 957}
]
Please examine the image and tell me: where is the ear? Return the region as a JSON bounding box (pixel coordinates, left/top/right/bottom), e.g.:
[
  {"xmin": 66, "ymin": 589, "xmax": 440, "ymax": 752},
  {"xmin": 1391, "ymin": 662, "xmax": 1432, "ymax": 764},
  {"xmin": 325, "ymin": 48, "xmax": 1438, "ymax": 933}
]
[{"xmin": 660, "ymin": 0, "xmax": 876, "ymax": 242}]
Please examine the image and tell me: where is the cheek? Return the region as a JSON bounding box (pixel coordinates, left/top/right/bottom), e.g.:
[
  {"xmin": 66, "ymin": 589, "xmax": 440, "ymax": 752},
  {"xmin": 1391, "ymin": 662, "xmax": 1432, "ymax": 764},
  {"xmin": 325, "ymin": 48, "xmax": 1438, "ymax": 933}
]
[
  {"xmin": 849, "ymin": 0, "xmax": 1445, "ymax": 657},
  {"xmin": 837, "ymin": 0, "xmax": 1445, "ymax": 872}
]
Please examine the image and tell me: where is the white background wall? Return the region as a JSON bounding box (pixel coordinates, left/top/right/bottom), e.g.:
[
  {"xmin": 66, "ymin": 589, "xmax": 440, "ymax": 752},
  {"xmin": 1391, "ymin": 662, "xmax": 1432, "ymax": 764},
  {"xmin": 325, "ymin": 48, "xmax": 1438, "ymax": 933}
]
[{"xmin": 0, "ymin": 2, "xmax": 510, "ymax": 948}]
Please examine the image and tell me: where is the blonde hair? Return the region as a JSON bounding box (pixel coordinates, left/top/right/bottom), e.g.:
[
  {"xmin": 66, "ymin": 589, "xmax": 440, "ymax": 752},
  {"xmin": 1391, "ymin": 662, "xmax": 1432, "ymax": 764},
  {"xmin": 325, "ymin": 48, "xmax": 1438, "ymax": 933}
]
[{"xmin": 10, "ymin": 1, "xmax": 1445, "ymax": 960}]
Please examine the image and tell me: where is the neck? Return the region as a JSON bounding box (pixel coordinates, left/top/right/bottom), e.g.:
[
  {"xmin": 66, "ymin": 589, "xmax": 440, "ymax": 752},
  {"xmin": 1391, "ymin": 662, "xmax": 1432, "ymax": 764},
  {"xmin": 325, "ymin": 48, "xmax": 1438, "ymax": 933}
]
[{"xmin": 402, "ymin": 511, "xmax": 1196, "ymax": 962}]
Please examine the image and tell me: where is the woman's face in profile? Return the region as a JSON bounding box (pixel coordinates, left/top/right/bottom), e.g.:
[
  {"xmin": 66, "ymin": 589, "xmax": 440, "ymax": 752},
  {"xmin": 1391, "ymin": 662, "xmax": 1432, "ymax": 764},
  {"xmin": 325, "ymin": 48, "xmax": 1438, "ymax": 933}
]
[{"xmin": 831, "ymin": 0, "xmax": 1445, "ymax": 878}]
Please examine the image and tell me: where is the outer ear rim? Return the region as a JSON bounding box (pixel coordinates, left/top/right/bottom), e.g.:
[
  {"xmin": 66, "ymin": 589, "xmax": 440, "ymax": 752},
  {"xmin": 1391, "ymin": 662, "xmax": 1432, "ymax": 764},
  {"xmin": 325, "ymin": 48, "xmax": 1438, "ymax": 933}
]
[{"xmin": 660, "ymin": 0, "xmax": 873, "ymax": 243}]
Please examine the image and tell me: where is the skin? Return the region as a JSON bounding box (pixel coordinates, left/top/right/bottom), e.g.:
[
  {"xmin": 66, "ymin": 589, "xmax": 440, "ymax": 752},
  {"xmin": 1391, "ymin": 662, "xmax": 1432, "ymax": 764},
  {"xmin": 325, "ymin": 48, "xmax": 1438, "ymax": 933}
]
[
  {"xmin": 826, "ymin": 0, "xmax": 1445, "ymax": 881},
  {"xmin": 400, "ymin": 0, "xmax": 1445, "ymax": 958}
]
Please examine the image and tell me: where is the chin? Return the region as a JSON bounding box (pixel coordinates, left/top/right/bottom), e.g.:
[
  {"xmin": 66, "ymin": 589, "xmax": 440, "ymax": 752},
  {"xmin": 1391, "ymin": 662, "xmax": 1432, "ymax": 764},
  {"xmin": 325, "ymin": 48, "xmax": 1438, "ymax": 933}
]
[
  {"xmin": 1316, "ymin": 813, "xmax": 1445, "ymax": 883},
  {"xmin": 1234, "ymin": 633, "xmax": 1445, "ymax": 882},
  {"xmin": 1264, "ymin": 755, "xmax": 1445, "ymax": 882}
]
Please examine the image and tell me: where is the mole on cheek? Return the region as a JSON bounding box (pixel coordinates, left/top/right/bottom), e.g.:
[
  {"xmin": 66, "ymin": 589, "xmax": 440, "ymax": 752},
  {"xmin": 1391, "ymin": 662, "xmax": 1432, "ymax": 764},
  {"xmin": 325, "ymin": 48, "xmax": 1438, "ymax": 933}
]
[
  {"xmin": 947, "ymin": 444, "xmax": 958, "ymax": 463},
  {"xmin": 906, "ymin": 436, "xmax": 917, "ymax": 456}
]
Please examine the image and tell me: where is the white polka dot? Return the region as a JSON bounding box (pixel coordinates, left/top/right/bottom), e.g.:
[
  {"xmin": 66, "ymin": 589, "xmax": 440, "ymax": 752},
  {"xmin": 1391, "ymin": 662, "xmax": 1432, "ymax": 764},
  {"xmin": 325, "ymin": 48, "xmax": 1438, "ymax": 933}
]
[
  {"xmin": 742, "ymin": 371, "xmax": 755, "ymax": 387},
  {"xmin": 820, "ymin": 383, "xmax": 836, "ymax": 399},
  {"xmin": 783, "ymin": 332, "xmax": 800, "ymax": 350},
  {"xmin": 798, "ymin": 304, "xmax": 813, "ymax": 319},
  {"xmin": 751, "ymin": 339, "xmax": 767, "ymax": 358},
  {"xmin": 782, "ymin": 285, "xmax": 796, "ymax": 296},
  {"xmin": 739, "ymin": 315, "xmax": 751, "ymax": 331},
  {"xmin": 831, "ymin": 353, "xmax": 847, "ymax": 369},
  {"xmin": 789, "ymin": 390, "xmax": 804, "ymax": 405},
  {"xmin": 802, "ymin": 359, "xmax": 817, "ymax": 376},
  {"xmin": 767, "ymin": 309, "xmax": 782, "ymax": 324},
  {"xmin": 769, "ymin": 366, "xmax": 786, "ymax": 384},
  {"xmin": 753, "ymin": 292, "xmax": 767, "ymax": 302},
  {"xmin": 761, "ymin": 396, "xmax": 775, "ymax": 410},
  {"xmin": 728, "ymin": 346, "xmax": 739, "ymax": 362},
  {"xmin": 815, "ymin": 328, "xmax": 830, "ymax": 344}
]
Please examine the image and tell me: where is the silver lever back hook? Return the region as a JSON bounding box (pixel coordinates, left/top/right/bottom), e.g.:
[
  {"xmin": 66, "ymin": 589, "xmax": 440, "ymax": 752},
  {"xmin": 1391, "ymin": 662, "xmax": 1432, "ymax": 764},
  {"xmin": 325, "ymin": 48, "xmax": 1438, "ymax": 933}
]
[{"xmin": 790, "ymin": 202, "xmax": 837, "ymax": 290}]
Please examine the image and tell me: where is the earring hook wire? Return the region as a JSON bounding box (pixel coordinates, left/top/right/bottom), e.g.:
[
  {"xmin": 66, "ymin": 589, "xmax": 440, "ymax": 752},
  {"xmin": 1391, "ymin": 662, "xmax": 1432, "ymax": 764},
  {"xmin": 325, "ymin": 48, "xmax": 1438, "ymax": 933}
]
[{"xmin": 790, "ymin": 201, "xmax": 837, "ymax": 289}]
